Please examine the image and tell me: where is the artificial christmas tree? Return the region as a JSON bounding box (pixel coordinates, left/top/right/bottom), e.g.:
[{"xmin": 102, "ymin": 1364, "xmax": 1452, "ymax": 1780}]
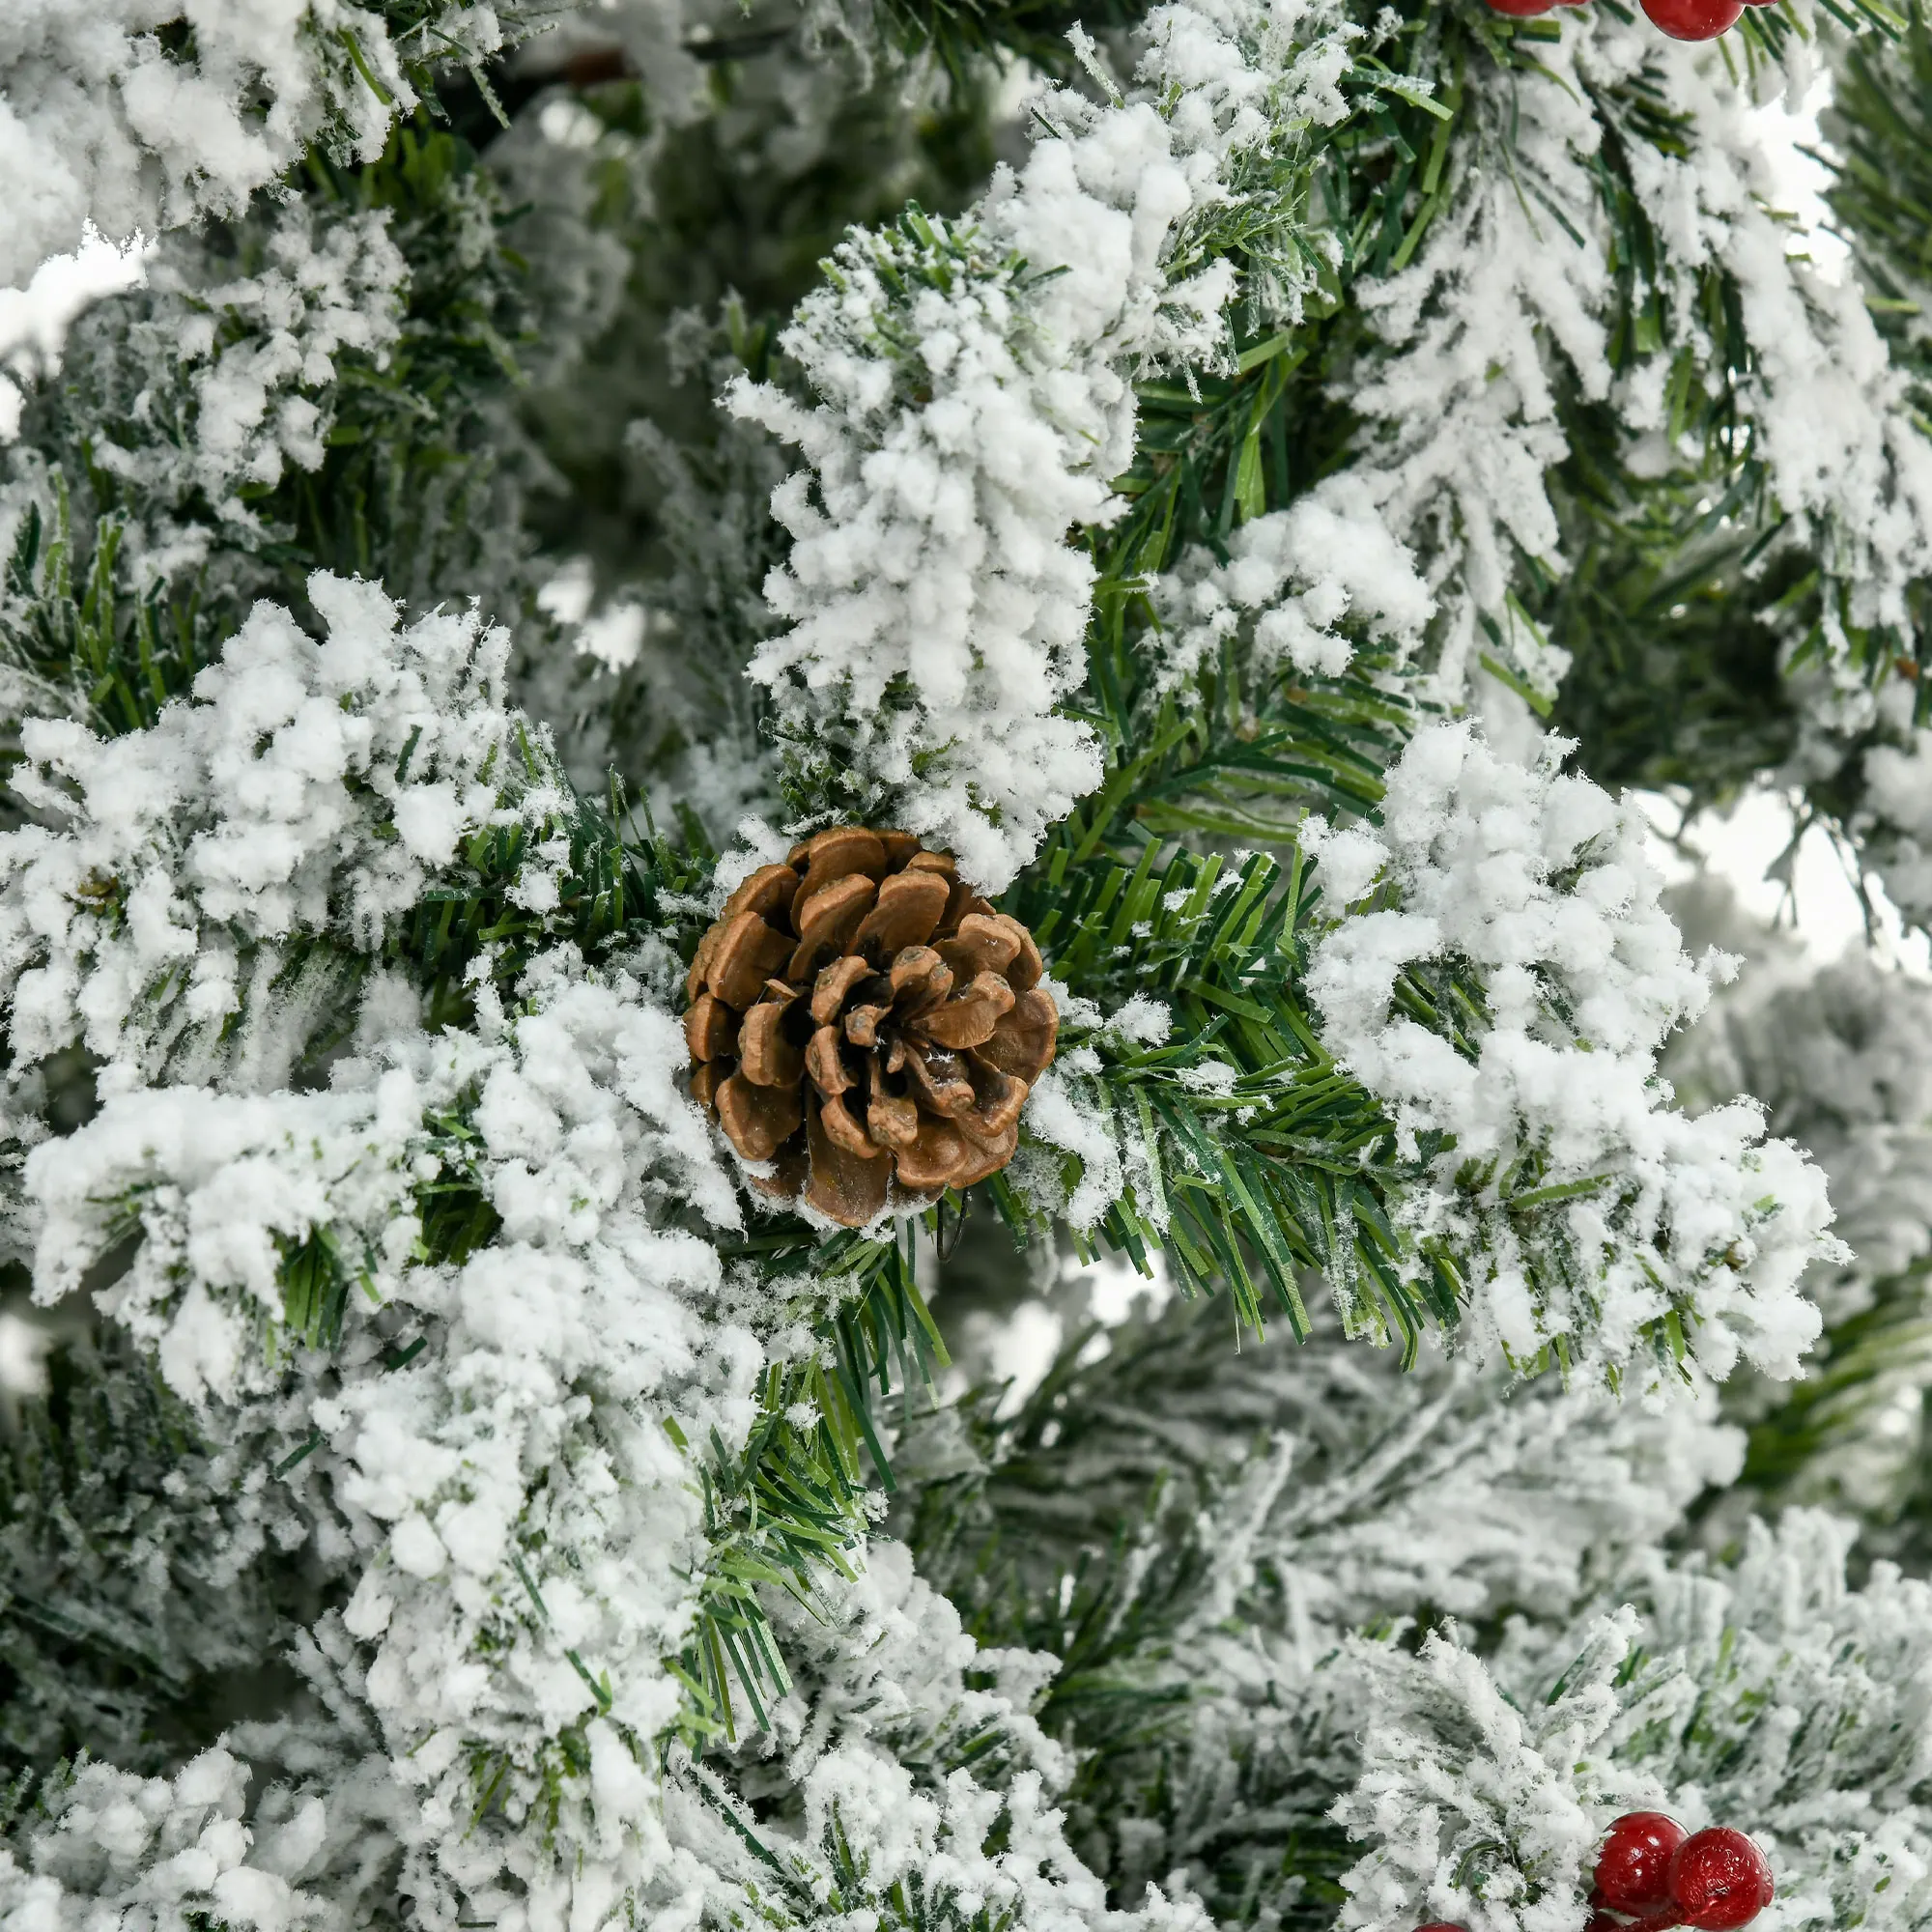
[{"xmin": 6, "ymin": 0, "xmax": 1932, "ymax": 1929}]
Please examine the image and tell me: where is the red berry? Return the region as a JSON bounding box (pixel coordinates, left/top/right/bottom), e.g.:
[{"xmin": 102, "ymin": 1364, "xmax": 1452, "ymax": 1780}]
[
  {"xmin": 1597, "ymin": 1812, "xmax": 1689, "ymax": 1915},
  {"xmin": 1638, "ymin": 0, "xmax": 1743, "ymax": 35},
  {"xmin": 1668, "ymin": 1829, "xmax": 1775, "ymax": 1931},
  {"xmin": 1482, "ymin": 0, "xmax": 1558, "ymax": 16}
]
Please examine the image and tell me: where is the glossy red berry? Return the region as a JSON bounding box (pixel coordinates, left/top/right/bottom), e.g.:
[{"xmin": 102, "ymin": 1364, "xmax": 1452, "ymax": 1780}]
[
  {"xmin": 1668, "ymin": 1829, "xmax": 1775, "ymax": 1931},
  {"xmin": 1596, "ymin": 1812, "xmax": 1689, "ymax": 1916},
  {"xmin": 1589, "ymin": 1907, "xmax": 1685, "ymax": 1932},
  {"xmin": 1481, "ymin": 0, "xmax": 1558, "ymax": 17},
  {"xmin": 1638, "ymin": 0, "xmax": 1743, "ymax": 36}
]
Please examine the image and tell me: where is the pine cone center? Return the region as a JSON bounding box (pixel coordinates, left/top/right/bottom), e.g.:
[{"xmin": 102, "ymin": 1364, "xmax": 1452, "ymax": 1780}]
[{"xmin": 684, "ymin": 827, "xmax": 1058, "ymax": 1225}]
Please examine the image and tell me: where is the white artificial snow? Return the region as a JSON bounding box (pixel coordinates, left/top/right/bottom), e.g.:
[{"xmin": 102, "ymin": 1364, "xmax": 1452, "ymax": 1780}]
[
  {"xmin": 1021, "ymin": 1060, "xmax": 1135, "ymax": 1232},
  {"xmin": 0, "ymin": 571, "xmax": 541, "ymax": 1111},
  {"xmin": 1617, "ymin": 28, "xmax": 1932, "ymax": 659},
  {"xmin": 14, "ymin": 945, "xmax": 774, "ymax": 1926},
  {"xmin": 733, "ymin": 0, "xmax": 1367, "ymax": 890},
  {"xmin": 1340, "ymin": 7, "xmax": 1932, "ymax": 712},
  {"xmin": 0, "ymin": 199, "xmax": 412, "ymax": 617},
  {"xmin": 104, "ymin": 206, "xmax": 406, "ymax": 559},
  {"xmin": 0, "ymin": 1749, "xmax": 329, "ymax": 1932},
  {"xmin": 1152, "ymin": 478, "xmax": 1435, "ymax": 690},
  {"xmin": 1334, "ymin": 1511, "xmax": 1932, "ymax": 1932},
  {"xmin": 0, "ymin": 2, "xmax": 535, "ymax": 293},
  {"xmin": 10, "ymin": 5, "xmax": 1932, "ymax": 1929},
  {"xmin": 0, "ymin": 221, "xmax": 150, "ymax": 440},
  {"xmin": 735, "ymin": 1546, "xmax": 1209, "ymax": 1932},
  {"xmin": 0, "ymin": 562, "xmax": 1217, "ymax": 1932},
  {"xmin": 1308, "ymin": 720, "xmax": 1838, "ymax": 1382}
]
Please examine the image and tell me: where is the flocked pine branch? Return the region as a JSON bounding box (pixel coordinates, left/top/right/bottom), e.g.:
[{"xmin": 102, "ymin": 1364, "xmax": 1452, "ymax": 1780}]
[{"xmin": 5, "ymin": 0, "xmax": 1932, "ymax": 1929}]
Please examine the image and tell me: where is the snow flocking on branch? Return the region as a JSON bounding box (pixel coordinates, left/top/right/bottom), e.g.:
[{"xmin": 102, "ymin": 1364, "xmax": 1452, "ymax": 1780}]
[
  {"xmin": 0, "ymin": 1, "xmax": 544, "ymax": 294},
  {"xmin": 1151, "ymin": 476, "xmax": 1438, "ymax": 687},
  {"xmin": 1307, "ymin": 719, "xmax": 1838, "ymax": 1384},
  {"xmin": 1332, "ymin": 1510, "xmax": 1932, "ymax": 1932},
  {"xmin": 7, "ymin": 2, "xmax": 1932, "ymax": 1928},
  {"xmin": 0, "ymin": 554, "xmax": 1197, "ymax": 1932},
  {"xmin": 1341, "ymin": 4, "xmax": 1932, "ymax": 713},
  {"xmin": 0, "ymin": 221, "xmax": 150, "ymax": 441},
  {"xmin": 730, "ymin": 0, "xmax": 1364, "ymax": 893},
  {"xmin": 0, "ymin": 572, "xmax": 548, "ymax": 1119},
  {"xmin": 0, "ymin": 200, "xmax": 412, "ymax": 578},
  {"xmin": 8, "ymin": 956, "xmax": 768, "ymax": 1925}
]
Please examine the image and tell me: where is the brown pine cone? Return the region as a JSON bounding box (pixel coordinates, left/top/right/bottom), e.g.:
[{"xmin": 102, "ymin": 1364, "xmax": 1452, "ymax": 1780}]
[{"xmin": 683, "ymin": 827, "xmax": 1059, "ymax": 1227}]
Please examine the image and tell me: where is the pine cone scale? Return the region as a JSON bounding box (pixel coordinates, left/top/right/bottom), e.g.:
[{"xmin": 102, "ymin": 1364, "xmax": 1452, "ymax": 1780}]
[
  {"xmin": 807, "ymin": 1095, "xmax": 893, "ymax": 1224},
  {"xmin": 854, "ymin": 868, "xmax": 951, "ymax": 956},
  {"xmin": 737, "ymin": 1001, "xmax": 803, "ymax": 1087},
  {"xmin": 684, "ymin": 994, "xmax": 738, "ymax": 1062},
  {"xmin": 916, "ymin": 972, "xmax": 1013, "ymax": 1049},
  {"xmin": 976, "ymin": 988, "xmax": 1058, "ymax": 1081},
  {"xmin": 805, "ymin": 1026, "xmax": 851, "ymax": 1094},
  {"xmin": 812, "ymin": 954, "xmax": 873, "ymax": 1021},
  {"xmin": 713, "ymin": 1072, "xmax": 802, "ymax": 1161},
  {"xmin": 890, "ymin": 947, "xmax": 951, "ymax": 1012},
  {"xmin": 686, "ymin": 826, "xmax": 1058, "ymax": 1224},
  {"xmin": 789, "ymin": 872, "xmax": 875, "ymax": 980},
  {"xmin": 707, "ymin": 911, "xmax": 793, "ymax": 1009}
]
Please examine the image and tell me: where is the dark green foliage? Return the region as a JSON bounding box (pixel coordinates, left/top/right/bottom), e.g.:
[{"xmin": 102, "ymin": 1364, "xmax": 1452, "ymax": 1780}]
[
  {"xmin": 1828, "ymin": 5, "xmax": 1932, "ymax": 359},
  {"xmin": 1002, "ymin": 832, "xmax": 1457, "ymax": 1358},
  {"xmin": 1726, "ymin": 1252, "xmax": 1932, "ymax": 1586},
  {"xmin": 1543, "ymin": 481, "xmax": 1800, "ymax": 803},
  {"xmin": 0, "ymin": 1328, "xmax": 324, "ymax": 1786},
  {"xmin": 669, "ymin": 1224, "xmax": 954, "ymax": 1744},
  {"xmin": 894, "ymin": 1295, "xmax": 1423, "ymax": 1929},
  {"xmin": 0, "ymin": 117, "xmax": 542, "ymax": 746},
  {"xmin": 282, "ymin": 122, "xmax": 542, "ymax": 614},
  {"xmin": 514, "ymin": 51, "xmax": 1004, "ymax": 596},
  {"xmin": 0, "ymin": 486, "xmax": 211, "ymax": 753},
  {"xmin": 1093, "ymin": 13, "xmax": 1478, "ymax": 590},
  {"xmin": 986, "ymin": 513, "xmax": 1460, "ymax": 1354},
  {"xmin": 387, "ymin": 767, "xmax": 716, "ymax": 1032}
]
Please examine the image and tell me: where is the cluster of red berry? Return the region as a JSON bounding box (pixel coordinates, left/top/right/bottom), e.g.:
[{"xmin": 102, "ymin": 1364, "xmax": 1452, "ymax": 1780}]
[
  {"xmin": 1585, "ymin": 1815, "xmax": 1775, "ymax": 1932},
  {"xmin": 1483, "ymin": 0, "xmax": 1768, "ymax": 43},
  {"xmin": 1410, "ymin": 1812, "xmax": 1775, "ymax": 1932}
]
